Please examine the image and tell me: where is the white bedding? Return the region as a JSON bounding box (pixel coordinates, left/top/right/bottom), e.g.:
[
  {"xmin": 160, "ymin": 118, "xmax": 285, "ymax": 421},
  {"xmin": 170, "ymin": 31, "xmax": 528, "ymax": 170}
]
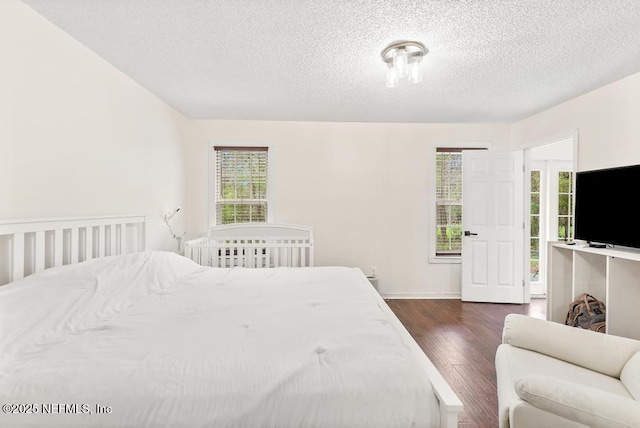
[{"xmin": 0, "ymin": 251, "xmax": 440, "ymax": 427}]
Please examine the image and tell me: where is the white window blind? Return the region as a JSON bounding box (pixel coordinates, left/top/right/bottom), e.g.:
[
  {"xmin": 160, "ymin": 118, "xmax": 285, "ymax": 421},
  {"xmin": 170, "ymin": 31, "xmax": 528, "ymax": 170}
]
[
  {"xmin": 434, "ymin": 147, "xmax": 485, "ymax": 256},
  {"xmin": 214, "ymin": 146, "xmax": 268, "ymax": 225},
  {"xmin": 435, "ymin": 148, "xmax": 463, "ymax": 256}
]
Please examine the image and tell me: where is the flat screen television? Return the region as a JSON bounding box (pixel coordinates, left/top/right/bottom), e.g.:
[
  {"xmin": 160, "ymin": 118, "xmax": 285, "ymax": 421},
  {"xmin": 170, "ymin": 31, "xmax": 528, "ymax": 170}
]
[{"xmin": 574, "ymin": 164, "xmax": 640, "ymax": 249}]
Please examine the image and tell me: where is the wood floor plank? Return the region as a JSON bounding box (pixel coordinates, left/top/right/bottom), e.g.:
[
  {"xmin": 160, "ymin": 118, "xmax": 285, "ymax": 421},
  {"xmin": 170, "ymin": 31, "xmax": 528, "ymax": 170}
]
[{"xmin": 388, "ymin": 298, "xmax": 546, "ymax": 428}]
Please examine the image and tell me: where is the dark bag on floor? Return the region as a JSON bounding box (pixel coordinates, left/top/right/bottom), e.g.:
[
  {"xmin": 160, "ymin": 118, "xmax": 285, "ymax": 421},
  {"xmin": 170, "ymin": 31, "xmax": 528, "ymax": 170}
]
[{"xmin": 565, "ymin": 293, "xmax": 606, "ymax": 333}]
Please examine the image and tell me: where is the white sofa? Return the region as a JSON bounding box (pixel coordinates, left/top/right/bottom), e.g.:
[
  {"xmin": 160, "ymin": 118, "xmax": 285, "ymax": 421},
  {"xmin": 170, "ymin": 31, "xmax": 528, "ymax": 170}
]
[{"xmin": 495, "ymin": 314, "xmax": 640, "ymax": 428}]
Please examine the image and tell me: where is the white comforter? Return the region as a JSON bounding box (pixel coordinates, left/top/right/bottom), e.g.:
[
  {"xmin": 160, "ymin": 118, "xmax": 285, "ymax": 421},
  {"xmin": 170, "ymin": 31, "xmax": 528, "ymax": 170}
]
[{"xmin": 0, "ymin": 251, "xmax": 439, "ymax": 427}]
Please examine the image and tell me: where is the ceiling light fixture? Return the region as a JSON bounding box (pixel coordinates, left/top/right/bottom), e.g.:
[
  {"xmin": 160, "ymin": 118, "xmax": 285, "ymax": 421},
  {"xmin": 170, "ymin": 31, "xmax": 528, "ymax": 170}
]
[{"xmin": 381, "ymin": 40, "xmax": 428, "ymax": 88}]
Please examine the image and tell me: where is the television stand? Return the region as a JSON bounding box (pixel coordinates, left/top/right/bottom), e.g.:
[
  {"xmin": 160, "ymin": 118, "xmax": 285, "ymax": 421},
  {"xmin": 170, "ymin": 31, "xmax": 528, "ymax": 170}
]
[{"xmin": 547, "ymin": 242, "xmax": 640, "ymax": 340}]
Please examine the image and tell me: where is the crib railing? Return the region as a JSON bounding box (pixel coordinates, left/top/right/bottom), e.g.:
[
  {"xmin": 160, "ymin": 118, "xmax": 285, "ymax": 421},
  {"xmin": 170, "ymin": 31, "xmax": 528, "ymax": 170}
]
[
  {"xmin": 184, "ymin": 237, "xmax": 312, "ymax": 268},
  {"xmin": 184, "ymin": 224, "xmax": 314, "ymax": 268}
]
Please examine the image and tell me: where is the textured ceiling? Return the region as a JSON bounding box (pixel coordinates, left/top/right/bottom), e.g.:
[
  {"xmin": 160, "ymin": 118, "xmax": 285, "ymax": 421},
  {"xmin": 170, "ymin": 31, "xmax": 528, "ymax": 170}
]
[{"xmin": 21, "ymin": 0, "xmax": 640, "ymax": 123}]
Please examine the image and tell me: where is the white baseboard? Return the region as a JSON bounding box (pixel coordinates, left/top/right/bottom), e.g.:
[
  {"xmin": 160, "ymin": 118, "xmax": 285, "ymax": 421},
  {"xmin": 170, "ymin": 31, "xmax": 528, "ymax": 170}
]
[
  {"xmin": 382, "ymin": 292, "xmax": 547, "ymax": 300},
  {"xmin": 381, "ymin": 292, "xmax": 461, "ymax": 300},
  {"xmin": 530, "ymin": 294, "xmax": 547, "ymax": 299}
]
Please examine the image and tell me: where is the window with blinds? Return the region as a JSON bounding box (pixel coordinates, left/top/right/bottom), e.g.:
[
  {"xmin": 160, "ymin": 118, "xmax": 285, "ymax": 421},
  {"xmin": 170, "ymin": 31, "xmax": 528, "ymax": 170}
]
[
  {"xmin": 434, "ymin": 147, "xmax": 485, "ymax": 257},
  {"xmin": 214, "ymin": 146, "xmax": 268, "ymax": 225},
  {"xmin": 435, "ymin": 148, "xmax": 463, "ymax": 256}
]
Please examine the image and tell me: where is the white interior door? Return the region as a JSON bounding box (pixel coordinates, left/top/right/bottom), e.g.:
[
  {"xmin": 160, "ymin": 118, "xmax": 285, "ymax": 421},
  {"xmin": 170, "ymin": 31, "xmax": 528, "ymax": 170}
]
[{"xmin": 461, "ymin": 149, "xmax": 527, "ymax": 303}]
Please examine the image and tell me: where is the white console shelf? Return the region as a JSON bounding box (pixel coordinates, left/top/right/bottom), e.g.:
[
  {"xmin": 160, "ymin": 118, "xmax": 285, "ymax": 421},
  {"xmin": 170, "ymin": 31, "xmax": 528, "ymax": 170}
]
[{"xmin": 547, "ymin": 242, "xmax": 640, "ymax": 340}]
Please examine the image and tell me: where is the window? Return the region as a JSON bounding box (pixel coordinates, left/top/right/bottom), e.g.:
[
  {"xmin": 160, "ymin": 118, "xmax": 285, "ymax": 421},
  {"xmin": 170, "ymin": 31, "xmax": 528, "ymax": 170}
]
[
  {"xmin": 435, "ymin": 149, "xmax": 464, "ymax": 256},
  {"xmin": 431, "ymin": 145, "xmax": 488, "ymax": 262},
  {"xmin": 213, "ymin": 146, "xmax": 268, "ymax": 225}
]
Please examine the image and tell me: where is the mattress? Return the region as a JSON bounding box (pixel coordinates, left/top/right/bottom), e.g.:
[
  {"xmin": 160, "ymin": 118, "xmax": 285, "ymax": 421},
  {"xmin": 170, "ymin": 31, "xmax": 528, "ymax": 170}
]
[{"xmin": 0, "ymin": 251, "xmax": 440, "ymax": 427}]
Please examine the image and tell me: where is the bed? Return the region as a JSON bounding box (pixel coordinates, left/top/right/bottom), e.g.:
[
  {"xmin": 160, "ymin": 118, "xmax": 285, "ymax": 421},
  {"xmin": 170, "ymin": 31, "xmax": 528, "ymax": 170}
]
[{"xmin": 0, "ymin": 218, "xmax": 463, "ymax": 427}]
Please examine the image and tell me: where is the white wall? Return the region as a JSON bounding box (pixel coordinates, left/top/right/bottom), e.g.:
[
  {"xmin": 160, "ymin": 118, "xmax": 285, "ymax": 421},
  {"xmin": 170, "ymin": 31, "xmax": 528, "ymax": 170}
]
[
  {"xmin": 0, "ymin": 0, "xmax": 189, "ymax": 251},
  {"xmin": 185, "ymin": 120, "xmax": 511, "ymax": 297},
  {"xmin": 512, "ymin": 72, "xmax": 640, "ymax": 171},
  {"xmin": 8, "ymin": 0, "xmax": 640, "ymax": 296},
  {"xmin": 530, "ymin": 138, "xmax": 574, "ymax": 161}
]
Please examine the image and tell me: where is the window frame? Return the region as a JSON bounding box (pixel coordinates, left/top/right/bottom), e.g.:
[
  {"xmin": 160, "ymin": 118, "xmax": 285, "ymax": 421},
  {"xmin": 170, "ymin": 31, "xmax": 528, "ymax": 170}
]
[
  {"xmin": 208, "ymin": 141, "xmax": 274, "ymax": 228},
  {"xmin": 429, "ymin": 142, "xmax": 491, "ymax": 264},
  {"xmin": 556, "ymin": 169, "xmax": 574, "ymax": 241},
  {"xmin": 546, "ymin": 160, "xmax": 574, "ymax": 241}
]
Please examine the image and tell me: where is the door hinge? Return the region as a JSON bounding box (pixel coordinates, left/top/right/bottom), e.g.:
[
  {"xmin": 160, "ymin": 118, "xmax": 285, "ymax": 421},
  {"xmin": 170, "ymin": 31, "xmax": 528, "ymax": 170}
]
[{"xmin": 522, "ymin": 279, "xmax": 525, "ymax": 287}]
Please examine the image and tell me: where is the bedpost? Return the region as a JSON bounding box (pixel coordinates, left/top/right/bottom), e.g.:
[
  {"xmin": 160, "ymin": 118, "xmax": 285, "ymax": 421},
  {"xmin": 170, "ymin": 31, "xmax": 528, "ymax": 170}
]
[
  {"xmin": 439, "ymin": 402, "xmax": 459, "ymax": 428},
  {"xmin": 141, "ymin": 216, "xmax": 147, "ymax": 251}
]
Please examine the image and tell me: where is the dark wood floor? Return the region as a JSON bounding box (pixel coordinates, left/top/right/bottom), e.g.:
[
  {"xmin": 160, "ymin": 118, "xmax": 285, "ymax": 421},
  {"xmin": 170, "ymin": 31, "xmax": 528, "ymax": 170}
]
[{"xmin": 387, "ymin": 298, "xmax": 546, "ymax": 428}]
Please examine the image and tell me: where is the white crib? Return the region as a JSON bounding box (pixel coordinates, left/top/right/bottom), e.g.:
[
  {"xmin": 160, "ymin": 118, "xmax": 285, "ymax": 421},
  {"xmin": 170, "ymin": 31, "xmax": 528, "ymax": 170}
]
[{"xmin": 184, "ymin": 223, "xmax": 314, "ymax": 268}]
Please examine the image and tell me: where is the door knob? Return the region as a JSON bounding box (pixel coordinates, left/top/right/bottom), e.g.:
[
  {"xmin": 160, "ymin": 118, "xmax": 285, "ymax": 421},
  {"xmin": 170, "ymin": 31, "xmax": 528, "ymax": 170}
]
[{"xmin": 464, "ymin": 231, "xmax": 478, "ymax": 236}]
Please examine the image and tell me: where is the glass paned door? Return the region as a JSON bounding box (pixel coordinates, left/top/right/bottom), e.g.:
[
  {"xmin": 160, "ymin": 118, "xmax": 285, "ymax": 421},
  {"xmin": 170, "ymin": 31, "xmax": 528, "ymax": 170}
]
[
  {"xmin": 530, "ymin": 170, "xmax": 541, "ymax": 282},
  {"xmin": 558, "ymin": 171, "xmax": 574, "ymax": 241},
  {"xmin": 527, "ymin": 139, "xmax": 575, "ymax": 297}
]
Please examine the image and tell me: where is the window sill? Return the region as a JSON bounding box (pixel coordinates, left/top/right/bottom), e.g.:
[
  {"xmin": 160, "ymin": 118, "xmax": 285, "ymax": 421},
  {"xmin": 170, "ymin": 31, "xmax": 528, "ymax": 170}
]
[{"xmin": 429, "ymin": 256, "xmax": 461, "ymax": 264}]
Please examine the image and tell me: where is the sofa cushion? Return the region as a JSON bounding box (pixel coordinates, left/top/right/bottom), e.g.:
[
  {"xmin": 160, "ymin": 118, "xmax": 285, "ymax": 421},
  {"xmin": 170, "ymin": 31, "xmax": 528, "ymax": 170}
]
[
  {"xmin": 516, "ymin": 375, "xmax": 640, "ymax": 428},
  {"xmin": 496, "ymin": 344, "xmax": 633, "ymax": 428},
  {"xmin": 511, "ymin": 402, "xmax": 587, "ymax": 428},
  {"xmin": 499, "ymin": 345, "xmax": 633, "ymax": 397},
  {"xmin": 502, "ymin": 314, "xmax": 640, "ymax": 378},
  {"xmin": 621, "ymin": 351, "xmax": 640, "ymax": 400}
]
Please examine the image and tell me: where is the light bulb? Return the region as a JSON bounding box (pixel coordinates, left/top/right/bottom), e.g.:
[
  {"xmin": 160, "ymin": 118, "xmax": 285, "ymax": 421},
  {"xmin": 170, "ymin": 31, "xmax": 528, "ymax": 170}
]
[
  {"xmin": 393, "ymin": 48, "xmax": 408, "ymax": 78},
  {"xmin": 408, "ymin": 56, "xmax": 423, "ymax": 83},
  {"xmin": 386, "ymin": 65, "xmax": 399, "ymax": 88}
]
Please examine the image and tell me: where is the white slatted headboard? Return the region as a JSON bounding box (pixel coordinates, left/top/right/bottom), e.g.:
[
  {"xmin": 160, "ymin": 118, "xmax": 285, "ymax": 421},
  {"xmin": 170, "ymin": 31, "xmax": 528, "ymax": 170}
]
[
  {"xmin": 184, "ymin": 223, "xmax": 314, "ymax": 268},
  {"xmin": 0, "ymin": 215, "xmax": 146, "ymax": 285}
]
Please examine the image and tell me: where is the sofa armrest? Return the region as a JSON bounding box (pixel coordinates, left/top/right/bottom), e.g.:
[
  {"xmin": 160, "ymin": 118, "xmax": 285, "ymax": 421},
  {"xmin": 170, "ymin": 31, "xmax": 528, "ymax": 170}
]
[
  {"xmin": 503, "ymin": 314, "xmax": 640, "ymax": 377},
  {"xmin": 515, "ymin": 375, "xmax": 640, "ymax": 428}
]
